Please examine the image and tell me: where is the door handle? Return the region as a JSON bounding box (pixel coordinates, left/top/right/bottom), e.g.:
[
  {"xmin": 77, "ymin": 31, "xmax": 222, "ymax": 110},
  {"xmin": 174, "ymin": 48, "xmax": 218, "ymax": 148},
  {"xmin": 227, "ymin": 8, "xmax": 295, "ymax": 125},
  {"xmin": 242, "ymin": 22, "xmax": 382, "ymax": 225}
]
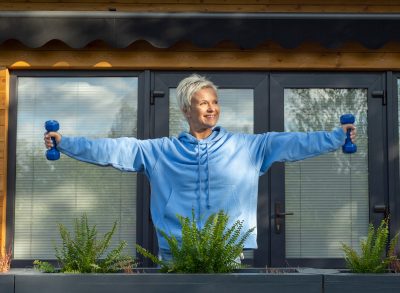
[
  {"xmin": 275, "ymin": 201, "xmax": 293, "ymax": 234},
  {"xmin": 373, "ymin": 204, "xmax": 388, "ymax": 218},
  {"xmin": 276, "ymin": 212, "xmax": 294, "ymax": 217},
  {"xmin": 373, "ymin": 204, "xmax": 387, "ymax": 213}
]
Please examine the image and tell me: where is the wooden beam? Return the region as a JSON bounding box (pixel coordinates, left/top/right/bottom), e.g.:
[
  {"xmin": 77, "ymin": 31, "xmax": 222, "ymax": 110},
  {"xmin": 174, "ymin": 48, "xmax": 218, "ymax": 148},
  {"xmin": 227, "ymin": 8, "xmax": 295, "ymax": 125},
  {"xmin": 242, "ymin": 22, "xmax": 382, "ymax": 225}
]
[
  {"xmin": 2, "ymin": 42, "xmax": 400, "ymax": 70},
  {"xmin": 0, "ymin": 1, "xmax": 400, "ymax": 12},
  {"xmin": 3, "ymin": 0, "xmax": 400, "ymax": 4},
  {"xmin": 0, "ymin": 69, "xmax": 8, "ymax": 254}
]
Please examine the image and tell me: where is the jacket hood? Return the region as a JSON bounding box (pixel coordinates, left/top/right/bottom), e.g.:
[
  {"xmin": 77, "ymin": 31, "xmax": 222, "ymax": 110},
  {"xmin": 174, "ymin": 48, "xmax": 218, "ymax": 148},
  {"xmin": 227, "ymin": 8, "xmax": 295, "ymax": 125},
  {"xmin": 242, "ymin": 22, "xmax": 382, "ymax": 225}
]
[{"xmin": 177, "ymin": 126, "xmax": 226, "ymax": 144}]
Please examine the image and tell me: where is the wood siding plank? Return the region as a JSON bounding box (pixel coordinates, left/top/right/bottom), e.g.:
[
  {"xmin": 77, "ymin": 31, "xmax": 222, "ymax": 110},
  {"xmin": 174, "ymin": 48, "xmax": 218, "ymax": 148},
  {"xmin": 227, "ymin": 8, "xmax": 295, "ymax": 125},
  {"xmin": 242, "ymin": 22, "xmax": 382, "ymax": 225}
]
[
  {"xmin": 1, "ymin": 42, "xmax": 400, "ymax": 70},
  {"xmin": 0, "ymin": 1, "xmax": 400, "ymax": 12},
  {"xmin": 3, "ymin": 0, "xmax": 400, "ymax": 4},
  {"xmin": 0, "ymin": 69, "xmax": 8, "ymax": 255}
]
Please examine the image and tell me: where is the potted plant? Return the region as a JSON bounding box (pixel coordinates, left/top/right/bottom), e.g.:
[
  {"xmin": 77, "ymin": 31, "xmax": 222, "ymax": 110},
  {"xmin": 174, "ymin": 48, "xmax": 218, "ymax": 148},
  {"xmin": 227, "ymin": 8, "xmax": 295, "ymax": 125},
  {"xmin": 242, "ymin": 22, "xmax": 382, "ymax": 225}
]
[
  {"xmin": 33, "ymin": 213, "xmax": 136, "ymax": 274},
  {"xmin": 135, "ymin": 209, "xmax": 255, "ymax": 273},
  {"xmin": 323, "ymin": 218, "xmax": 400, "ymax": 293}
]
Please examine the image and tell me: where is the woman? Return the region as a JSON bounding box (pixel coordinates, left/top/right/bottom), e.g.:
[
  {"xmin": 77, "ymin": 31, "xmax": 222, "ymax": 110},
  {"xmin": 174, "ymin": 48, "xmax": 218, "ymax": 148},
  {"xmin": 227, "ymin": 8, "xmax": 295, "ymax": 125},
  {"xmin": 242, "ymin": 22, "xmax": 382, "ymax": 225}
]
[{"xmin": 45, "ymin": 74, "xmax": 356, "ymax": 262}]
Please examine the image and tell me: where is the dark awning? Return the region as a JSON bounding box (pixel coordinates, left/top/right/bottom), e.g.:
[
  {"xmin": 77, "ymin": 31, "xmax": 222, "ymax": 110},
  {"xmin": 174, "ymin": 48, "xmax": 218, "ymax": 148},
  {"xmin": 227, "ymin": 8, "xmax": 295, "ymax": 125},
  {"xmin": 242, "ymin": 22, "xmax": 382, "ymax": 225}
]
[{"xmin": 1, "ymin": 11, "xmax": 400, "ymax": 49}]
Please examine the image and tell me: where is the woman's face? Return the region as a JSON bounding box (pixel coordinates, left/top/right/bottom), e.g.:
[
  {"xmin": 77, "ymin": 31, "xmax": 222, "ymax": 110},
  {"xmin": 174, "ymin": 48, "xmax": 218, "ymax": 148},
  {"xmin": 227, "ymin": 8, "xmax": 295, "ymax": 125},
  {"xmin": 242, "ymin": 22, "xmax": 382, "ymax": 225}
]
[{"xmin": 185, "ymin": 87, "xmax": 220, "ymax": 132}]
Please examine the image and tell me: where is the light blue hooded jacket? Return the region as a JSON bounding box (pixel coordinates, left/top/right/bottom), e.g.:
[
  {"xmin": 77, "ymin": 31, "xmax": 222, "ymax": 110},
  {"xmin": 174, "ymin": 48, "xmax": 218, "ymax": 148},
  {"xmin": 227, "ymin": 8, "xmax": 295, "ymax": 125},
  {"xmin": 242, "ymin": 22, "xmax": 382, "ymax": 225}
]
[{"xmin": 58, "ymin": 126, "xmax": 346, "ymax": 250}]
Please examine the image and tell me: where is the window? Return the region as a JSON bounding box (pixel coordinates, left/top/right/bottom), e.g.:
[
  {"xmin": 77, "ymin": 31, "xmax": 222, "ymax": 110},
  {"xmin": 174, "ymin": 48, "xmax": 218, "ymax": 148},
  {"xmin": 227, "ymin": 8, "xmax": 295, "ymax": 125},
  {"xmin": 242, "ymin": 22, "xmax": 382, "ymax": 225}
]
[
  {"xmin": 149, "ymin": 72, "xmax": 267, "ymax": 264},
  {"xmin": 284, "ymin": 88, "xmax": 369, "ymax": 258},
  {"xmin": 13, "ymin": 76, "xmax": 138, "ymax": 259}
]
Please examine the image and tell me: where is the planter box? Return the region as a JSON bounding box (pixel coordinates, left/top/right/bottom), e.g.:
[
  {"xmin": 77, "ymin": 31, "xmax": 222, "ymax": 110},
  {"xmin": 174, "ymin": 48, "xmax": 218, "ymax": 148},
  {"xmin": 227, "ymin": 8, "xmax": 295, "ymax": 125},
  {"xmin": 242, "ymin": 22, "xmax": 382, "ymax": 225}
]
[
  {"xmin": 10, "ymin": 268, "xmax": 322, "ymax": 293},
  {"xmin": 324, "ymin": 272, "xmax": 400, "ymax": 293},
  {"xmin": 7, "ymin": 267, "xmax": 400, "ymax": 293},
  {"xmin": 0, "ymin": 273, "xmax": 14, "ymax": 293}
]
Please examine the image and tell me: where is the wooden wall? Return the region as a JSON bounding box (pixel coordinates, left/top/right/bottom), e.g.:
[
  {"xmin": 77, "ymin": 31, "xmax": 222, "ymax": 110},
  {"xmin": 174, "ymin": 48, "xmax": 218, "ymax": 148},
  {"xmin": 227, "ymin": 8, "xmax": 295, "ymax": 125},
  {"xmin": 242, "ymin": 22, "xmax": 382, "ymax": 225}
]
[
  {"xmin": 1, "ymin": 0, "xmax": 400, "ymax": 257},
  {"xmin": 0, "ymin": 0, "xmax": 400, "ymax": 13},
  {"xmin": 0, "ymin": 69, "xmax": 8, "ymax": 254}
]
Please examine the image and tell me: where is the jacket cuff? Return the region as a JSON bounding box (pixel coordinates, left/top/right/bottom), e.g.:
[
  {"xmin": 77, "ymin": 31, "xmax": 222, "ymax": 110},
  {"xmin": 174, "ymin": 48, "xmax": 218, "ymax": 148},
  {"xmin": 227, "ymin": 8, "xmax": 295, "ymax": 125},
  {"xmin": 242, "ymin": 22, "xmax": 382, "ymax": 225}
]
[
  {"xmin": 57, "ymin": 135, "xmax": 69, "ymax": 152},
  {"xmin": 333, "ymin": 127, "xmax": 346, "ymax": 146}
]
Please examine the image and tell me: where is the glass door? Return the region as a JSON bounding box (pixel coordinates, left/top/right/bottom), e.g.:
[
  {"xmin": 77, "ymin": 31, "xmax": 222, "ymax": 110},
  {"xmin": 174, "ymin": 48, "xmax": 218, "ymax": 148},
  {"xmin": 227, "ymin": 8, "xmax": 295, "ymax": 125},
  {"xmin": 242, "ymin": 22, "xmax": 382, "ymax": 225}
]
[
  {"xmin": 151, "ymin": 72, "xmax": 270, "ymax": 266},
  {"xmin": 270, "ymin": 73, "xmax": 387, "ymax": 268}
]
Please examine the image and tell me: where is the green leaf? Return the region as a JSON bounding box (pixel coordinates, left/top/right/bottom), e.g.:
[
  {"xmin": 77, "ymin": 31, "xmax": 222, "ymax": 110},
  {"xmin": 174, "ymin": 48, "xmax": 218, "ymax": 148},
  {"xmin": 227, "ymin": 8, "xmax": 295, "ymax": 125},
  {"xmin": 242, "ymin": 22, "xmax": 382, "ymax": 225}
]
[
  {"xmin": 53, "ymin": 213, "xmax": 136, "ymax": 273},
  {"xmin": 341, "ymin": 217, "xmax": 398, "ymax": 273},
  {"xmin": 138, "ymin": 209, "xmax": 255, "ymax": 273}
]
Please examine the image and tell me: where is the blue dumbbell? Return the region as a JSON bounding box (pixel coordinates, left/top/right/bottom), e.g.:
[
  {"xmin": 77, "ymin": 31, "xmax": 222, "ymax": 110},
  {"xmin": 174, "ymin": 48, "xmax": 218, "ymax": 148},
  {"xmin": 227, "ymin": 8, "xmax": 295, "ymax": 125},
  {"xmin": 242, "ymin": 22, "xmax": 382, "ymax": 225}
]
[
  {"xmin": 45, "ymin": 120, "xmax": 60, "ymax": 160},
  {"xmin": 340, "ymin": 114, "xmax": 357, "ymax": 154}
]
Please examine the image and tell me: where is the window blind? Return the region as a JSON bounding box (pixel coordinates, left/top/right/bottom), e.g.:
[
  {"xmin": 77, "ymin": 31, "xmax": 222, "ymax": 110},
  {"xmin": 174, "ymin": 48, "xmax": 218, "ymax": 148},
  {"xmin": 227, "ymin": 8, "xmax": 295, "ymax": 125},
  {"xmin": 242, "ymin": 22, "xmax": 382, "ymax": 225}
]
[
  {"xmin": 14, "ymin": 77, "xmax": 138, "ymax": 259},
  {"xmin": 284, "ymin": 88, "xmax": 369, "ymax": 258}
]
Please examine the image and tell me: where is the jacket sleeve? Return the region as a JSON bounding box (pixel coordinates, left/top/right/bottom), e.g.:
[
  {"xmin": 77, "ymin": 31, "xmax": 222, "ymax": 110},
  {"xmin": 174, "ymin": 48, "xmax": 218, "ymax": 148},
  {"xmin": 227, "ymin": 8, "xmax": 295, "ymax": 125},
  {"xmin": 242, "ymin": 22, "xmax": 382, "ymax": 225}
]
[
  {"xmin": 57, "ymin": 136, "xmax": 164, "ymax": 176},
  {"xmin": 244, "ymin": 127, "xmax": 346, "ymax": 174}
]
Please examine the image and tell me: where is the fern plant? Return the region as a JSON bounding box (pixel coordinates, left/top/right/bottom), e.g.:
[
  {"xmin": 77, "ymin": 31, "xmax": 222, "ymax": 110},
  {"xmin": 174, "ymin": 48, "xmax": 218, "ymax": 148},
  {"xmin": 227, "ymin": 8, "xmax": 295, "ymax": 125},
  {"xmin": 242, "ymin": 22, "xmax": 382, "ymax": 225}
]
[
  {"xmin": 137, "ymin": 210, "xmax": 255, "ymax": 273},
  {"xmin": 34, "ymin": 213, "xmax": 136, "ymax": 273},
  {"xmin": 341, "ymin": 218, "xmax": 398, "ymax": 273}
]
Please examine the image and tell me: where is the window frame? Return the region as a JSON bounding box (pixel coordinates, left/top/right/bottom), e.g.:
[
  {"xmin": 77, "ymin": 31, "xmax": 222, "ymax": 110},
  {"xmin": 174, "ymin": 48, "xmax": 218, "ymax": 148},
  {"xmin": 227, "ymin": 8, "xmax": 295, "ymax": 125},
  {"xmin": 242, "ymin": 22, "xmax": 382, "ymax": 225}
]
[
  {"xmin": 388, "ymin": 72, "xmax": 400, "ymax": 241},
  {"xmin": 5, "ymin": 70, "xmax": 397, "ymax": 269},
  {"xmin": 6, "ymin": 70, "xmax": 149, "ymax": 267},
  {"xmin": 269, "ymin": 72, "xmax": 388, "ymax": 268}
]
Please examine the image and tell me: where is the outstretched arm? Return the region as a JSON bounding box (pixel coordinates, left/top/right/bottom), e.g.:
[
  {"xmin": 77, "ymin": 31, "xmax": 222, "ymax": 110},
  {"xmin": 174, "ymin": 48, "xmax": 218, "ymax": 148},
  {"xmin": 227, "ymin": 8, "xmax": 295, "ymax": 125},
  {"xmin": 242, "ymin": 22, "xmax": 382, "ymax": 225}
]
[
  {"xmin": 245, "ymin": 126, "xmax": 353, "ymax": 175},
  {"xmin": 44, "ymin": 132, "xmax": 164, "ymax": 175}
]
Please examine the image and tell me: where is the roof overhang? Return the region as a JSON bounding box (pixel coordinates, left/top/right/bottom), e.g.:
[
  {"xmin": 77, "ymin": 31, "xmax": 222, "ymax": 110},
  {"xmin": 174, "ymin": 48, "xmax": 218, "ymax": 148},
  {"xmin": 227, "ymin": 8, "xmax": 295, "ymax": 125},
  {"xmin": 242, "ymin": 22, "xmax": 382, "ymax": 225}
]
[{"xmin": 1, "ymin": 11, "xmax": 400, "ymax": 49}]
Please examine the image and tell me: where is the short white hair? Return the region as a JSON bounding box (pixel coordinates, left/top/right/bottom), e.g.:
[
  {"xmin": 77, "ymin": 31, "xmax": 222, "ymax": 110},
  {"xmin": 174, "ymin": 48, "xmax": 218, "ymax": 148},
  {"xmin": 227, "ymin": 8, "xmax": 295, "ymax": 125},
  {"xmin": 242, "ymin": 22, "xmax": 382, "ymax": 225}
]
[{"xmin": 176, "ymin": 74, "xmax": 218, "ymax": 113}]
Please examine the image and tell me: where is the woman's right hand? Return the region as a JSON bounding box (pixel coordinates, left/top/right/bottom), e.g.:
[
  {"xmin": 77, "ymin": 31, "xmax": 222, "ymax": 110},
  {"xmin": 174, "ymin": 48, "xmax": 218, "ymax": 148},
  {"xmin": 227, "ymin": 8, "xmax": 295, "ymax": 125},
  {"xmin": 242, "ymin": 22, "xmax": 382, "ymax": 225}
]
[{"xmin": 44, "ymin": 132, "xmax": 62, "ymax": 149}]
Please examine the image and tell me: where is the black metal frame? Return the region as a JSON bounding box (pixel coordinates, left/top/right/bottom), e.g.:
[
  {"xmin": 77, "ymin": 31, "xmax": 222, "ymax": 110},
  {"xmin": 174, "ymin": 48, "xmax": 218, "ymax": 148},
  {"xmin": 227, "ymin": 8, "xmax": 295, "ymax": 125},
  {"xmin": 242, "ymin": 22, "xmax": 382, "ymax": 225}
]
[
  {"xmin": 388, "ymin": 73, "xmax": 400, "ymax": 241},
  {"xmin": 6, "ymin": 70, "xmax": 148, "ymax": 268},
  {"xmin": 269, "ymin": 72, "xmax": 387, "ymax": 268},
  {"xmin": 5, "ymin": 70, "xmax": 400, "ymax": 269}
]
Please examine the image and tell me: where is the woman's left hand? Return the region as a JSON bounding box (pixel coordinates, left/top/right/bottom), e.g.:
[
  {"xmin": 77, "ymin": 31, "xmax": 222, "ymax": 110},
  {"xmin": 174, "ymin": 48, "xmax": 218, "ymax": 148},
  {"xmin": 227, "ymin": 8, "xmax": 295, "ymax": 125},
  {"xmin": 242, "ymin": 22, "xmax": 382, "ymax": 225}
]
[{"xmin": 342, "ymin": 124, "xmax": 356, "ymax": 142}]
